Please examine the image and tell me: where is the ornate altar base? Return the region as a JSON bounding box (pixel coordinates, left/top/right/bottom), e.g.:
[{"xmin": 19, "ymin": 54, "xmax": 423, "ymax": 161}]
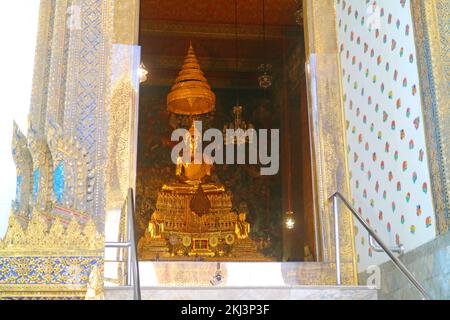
[{"xmin": 138, "ymin": 181, "xmax": 270, "ymax": 262}]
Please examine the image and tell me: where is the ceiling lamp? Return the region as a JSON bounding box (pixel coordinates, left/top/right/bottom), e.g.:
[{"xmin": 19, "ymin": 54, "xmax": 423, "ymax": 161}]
[
  {"xmin": 285, "ymin": 211, "xmax": 295, "ymax": 230},
  {"xmin": 258, "ymin": 0, "xmax": 273, "ymax": 90},
  {"xmin": 223, "ymin": 105, "xmax": 254, "ymax": 144},
  {"xmin": 223, "ymin": 0, "xmax": 254, "ymax": 145},
  {"xmin": 138, "ymin": 61, "xmax": 149, "ymax": 83},
  {"xmin": 258, "ymin": 63, "xmax": 273, "ymax": 89}
]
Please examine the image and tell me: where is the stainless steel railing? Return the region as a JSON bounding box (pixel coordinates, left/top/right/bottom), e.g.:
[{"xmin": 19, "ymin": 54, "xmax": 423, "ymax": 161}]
[
  {"xmin": 105, "ymin": 188, "xmax": 141, "ymax": 300},
  {"xmin": 329, "ymin": 191, "xmax": 431, "ymax": 300}
]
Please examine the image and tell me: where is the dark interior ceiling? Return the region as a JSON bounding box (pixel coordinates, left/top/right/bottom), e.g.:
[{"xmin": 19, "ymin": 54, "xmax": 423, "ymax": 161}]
[{"xmin": 139, "ymin": 0, "xmax": 303, "ymax": 88}]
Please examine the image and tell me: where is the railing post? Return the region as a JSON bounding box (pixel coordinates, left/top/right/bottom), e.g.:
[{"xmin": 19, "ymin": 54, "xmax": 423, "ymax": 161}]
[
  {"xmin": 333, "ymin": 194, "xmax": 342, "ymax": 285},
  {"xmin": 128, "ymin": 188, "xmax": 141, "ymax": 300},
  {"xmin": 127, "ymin": 246, "xmax": 132, "ymax": 286},
  {"xmin": 104, "ymin": 188, "xmax": 141, "ymax": 300}
]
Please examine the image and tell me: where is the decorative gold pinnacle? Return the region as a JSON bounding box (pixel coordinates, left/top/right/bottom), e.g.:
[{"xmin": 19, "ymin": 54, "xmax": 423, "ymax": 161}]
[{"xmin": 167, "ymin": 43, "xmax": 216, "ymax": 115}]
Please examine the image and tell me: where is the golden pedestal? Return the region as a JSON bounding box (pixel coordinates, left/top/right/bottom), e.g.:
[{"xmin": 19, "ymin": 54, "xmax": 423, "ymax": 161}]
[{"xmin": 138, "ymin": 183, "xmax": 268, "ymax": 261}]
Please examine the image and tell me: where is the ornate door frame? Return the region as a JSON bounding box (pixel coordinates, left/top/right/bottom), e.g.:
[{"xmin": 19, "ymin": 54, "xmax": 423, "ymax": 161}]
[
  {"xmin": 108, "ymin": 0, "xmax": 359, "ymax": 285},
  {"xmin": 410, "ymin": 0, "xmax": 449, "ymax": 235},
  {"xmin": 302, "ymin": 0, "xmax": 449, "ymax": 285},
  {"xmin": 302, "ymin": 0, "xmax": 358, "ymax": 284}
]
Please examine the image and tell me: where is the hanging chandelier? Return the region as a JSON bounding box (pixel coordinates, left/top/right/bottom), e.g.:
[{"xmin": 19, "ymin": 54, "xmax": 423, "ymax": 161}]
[
  {"xmin": 138, "ymin": 61, "xmax": 149, "ymax": 83},
  {"xmin": 223, "ymin": 0, "xmax": 254, "ymax": 145},
  {"xmin": 223, "ymin": 105, "xmax": 254, "ymax": 144},
  {"xmin": 285, "ymin": 210, "xmax": 295, "ymax": 230},
  {"xmin": 258, "ymin": 63, "xmax": 273, "ymax": 89},
  {"xmin": 258, "ymin": 0, "xmax": 273, "ymax": 90}
]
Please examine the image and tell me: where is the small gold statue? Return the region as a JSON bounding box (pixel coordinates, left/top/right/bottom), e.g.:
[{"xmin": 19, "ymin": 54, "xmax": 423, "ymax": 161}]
[
  {"xmin": 148, "ymin": 220, "xmax": 163, "ymax": 239},
  {"xmin": 235, "ymin": 212, "xmax": 250, "ymax": 240}
]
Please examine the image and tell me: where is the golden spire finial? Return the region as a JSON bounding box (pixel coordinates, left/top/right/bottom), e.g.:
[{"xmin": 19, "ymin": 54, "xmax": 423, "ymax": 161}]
[{"xmin": 167, "ymin": 43, "xmax": 216, "ymax": 115}]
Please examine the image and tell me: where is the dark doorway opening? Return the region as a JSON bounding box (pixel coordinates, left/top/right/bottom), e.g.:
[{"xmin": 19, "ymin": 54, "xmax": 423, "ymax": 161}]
[{"xmin": 136, "ymin": 0, "xmax": 315, "ymax": 261}]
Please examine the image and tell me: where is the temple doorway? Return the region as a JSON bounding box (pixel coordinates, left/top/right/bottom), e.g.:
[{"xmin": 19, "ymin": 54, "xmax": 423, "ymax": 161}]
[{"xmin": 135, "ymin": 0, "xmax": 316, "ymax": 262}]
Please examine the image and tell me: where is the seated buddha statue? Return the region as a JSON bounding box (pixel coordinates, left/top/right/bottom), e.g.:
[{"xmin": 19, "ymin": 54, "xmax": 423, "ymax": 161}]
[
  {"xmin": 147, "ymin": 220, "xmax": 163, "ymax": 239},
  {"xmin": 235, "ymin": 212, "xmax": 250, "ymax": 240},
  {"xmin": 175, "ymin": 122, "xmax": 212, "ymax": 185}
]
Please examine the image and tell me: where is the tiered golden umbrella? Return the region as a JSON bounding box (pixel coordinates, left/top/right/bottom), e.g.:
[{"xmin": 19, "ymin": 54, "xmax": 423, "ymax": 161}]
[{"xmin": 167, "ymin": 43, "xmax": 216, "ymax": 116}]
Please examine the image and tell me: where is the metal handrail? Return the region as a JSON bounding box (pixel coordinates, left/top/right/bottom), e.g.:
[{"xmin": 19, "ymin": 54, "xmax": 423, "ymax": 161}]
[
  {"xmin": 105, "ymin": 188, "xmax": 141, "ymax": 300},
  {"xmin": 369, "ymin": 234, "xmax": 405, "ymax": 254},
  {"xmin": 329, "ymin": 191, "xmax": 431, "ymax": 300}
]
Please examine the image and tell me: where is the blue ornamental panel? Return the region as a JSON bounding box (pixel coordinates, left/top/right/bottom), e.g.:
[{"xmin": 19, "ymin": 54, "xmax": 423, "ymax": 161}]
[
  {"xmin": 54, "ymin": 161, "xmax": 65, "ymax": 204},
  {"xmin": 33, "ymin": 168, "xmax": 39, "ymax": 201},
  {"xmin": 15, "ymin": 175, "xmax": 23, "ymax": 205}
]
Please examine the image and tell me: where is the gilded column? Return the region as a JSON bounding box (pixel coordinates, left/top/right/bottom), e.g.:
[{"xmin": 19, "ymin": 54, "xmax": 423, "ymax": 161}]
[
  {"xmin": 29, "ymin": 0, "xmax": 56, "ymax": 135},
  {"xmin": 62, "ymin": 0, "xmax": 115, "ymax": 227},
  {"xmin": 45, "ymin": 0, "xmax": 71, "ymax": 131},
  {"xmin": 113, "ymin": 0, "xmax": 140, "ymax": 45},
  {"xmin": 106, "ymin": 0, "xmax": 141, "ymax": 211}
]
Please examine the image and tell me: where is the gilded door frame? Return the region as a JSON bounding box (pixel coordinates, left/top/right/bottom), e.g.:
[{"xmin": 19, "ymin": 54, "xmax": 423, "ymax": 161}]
[
  {"xmin": 303, "ymin": 0, "xmax": 358, "ymax": 285},
  {"xmin": 410, "ymin": 0, "xmax": 449, "ymax": 235},
  {"xmin": 113, "ymin": 0, "xmax": 361, "ymax": 285}
]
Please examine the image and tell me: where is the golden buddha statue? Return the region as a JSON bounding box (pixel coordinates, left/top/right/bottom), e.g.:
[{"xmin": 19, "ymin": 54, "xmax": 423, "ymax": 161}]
[
  {"xmin": 175, "ymin": 122, "xmax": 212, "ymax": 184},
  {"xmin": 235, "ymin": 212, "xmax": 250, "ymax": 240},
  {"xmin": 138, "ymin": 43, "xmax": 268, "ymax": 261}
]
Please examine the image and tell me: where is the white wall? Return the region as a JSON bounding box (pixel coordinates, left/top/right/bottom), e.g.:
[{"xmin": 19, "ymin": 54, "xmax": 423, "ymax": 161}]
[
  {"xmin": 336, "ymin": 0, "xmax": 436, "ymax": 271},
  {"xmin": 0, "ymin": 1, "xmax": 40, "ymax": 237}
]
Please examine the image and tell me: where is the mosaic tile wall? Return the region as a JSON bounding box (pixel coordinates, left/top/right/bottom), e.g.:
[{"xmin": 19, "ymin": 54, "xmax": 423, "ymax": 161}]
[{"xmin": 336, "ymin": 0, "xmax": 436, "ymax": 271}]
